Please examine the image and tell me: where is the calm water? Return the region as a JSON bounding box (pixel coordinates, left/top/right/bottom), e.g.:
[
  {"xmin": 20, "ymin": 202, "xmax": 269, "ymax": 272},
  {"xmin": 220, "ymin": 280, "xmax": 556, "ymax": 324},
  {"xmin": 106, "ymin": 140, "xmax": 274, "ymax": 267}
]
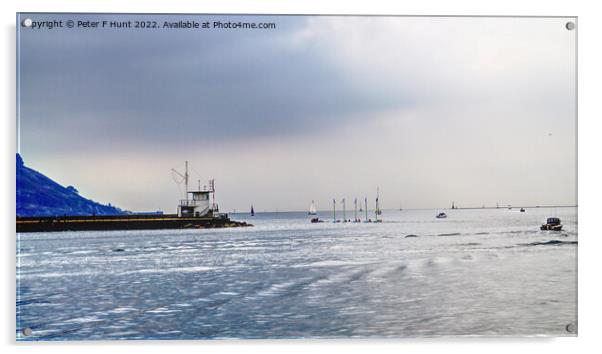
[{"xmin": 16, "ymin": 208, "xmax": 577, "ymax": 340}]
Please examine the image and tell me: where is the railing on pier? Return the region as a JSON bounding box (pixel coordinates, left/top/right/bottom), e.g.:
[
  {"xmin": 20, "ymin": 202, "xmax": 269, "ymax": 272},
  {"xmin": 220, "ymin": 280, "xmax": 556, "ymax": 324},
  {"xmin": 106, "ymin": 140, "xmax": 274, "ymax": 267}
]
[{"xmin": 179, "ymin": 199, "xmax": 203, "ymax": 207}]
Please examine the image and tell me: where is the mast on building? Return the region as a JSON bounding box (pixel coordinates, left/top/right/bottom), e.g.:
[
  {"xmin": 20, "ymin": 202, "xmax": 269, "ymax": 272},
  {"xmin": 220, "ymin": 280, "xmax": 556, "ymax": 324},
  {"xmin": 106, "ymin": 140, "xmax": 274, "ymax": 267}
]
[{"xmin": 172, "ymin": 161, "xmax": 216, "ymax": 218}]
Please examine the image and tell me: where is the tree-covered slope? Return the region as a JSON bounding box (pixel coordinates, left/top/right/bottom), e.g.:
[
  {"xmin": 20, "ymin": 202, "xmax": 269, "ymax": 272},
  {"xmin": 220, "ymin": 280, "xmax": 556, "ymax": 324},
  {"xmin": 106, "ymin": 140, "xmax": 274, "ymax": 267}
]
[{"xmin": 16, "ymin": 154, "xmax": 123, "ymax": 217}]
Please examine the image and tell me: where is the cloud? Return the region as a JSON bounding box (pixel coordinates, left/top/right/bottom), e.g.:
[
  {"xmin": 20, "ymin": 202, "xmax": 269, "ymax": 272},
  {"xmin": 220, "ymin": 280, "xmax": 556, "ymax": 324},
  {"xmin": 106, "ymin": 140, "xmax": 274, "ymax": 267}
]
[
  {"xmin": 18, "ymin": 14, "xmax": 576, "ymax": 210},
  {"xmin": 19, "ymin": 15, "xmax": 414, "ymax": 154}
]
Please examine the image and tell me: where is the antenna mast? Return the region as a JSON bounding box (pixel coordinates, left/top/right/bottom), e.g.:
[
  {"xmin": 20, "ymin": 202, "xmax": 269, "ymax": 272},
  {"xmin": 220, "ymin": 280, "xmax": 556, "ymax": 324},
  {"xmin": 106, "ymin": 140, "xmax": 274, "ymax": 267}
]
[
  {"xmin": 171, "ymin": 161, "xmax": 190, "ymax": 199},
  {"xmin": 184, "ymin": 160, "xmax": 189, "ymax": 196}
]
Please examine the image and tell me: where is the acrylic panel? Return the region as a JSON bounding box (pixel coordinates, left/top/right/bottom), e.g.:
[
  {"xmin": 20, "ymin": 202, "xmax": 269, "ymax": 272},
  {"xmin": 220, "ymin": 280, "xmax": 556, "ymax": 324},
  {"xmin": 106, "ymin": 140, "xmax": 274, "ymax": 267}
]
[{"xmin": 16, "ymin": 13, "xmax": 577, "ymax": 340}]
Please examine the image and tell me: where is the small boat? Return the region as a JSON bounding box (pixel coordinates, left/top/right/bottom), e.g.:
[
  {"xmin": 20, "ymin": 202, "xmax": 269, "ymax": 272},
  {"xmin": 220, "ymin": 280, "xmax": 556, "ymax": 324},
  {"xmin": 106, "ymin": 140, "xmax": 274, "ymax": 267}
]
[
  {"xmin": 310, "ymin": 217, "xmax": 323, "ymax": 223},
  {"xmin": 540, "ymin": 217, "xmax": 562, "ymax": 231},
  {"xmin": 436, "ymin": 212, "xmax": 447, "ymax": 219},
  {"xmin": 520, "ymin": 208, "xmax": 525, "ymax": 212},
  {"xmin": 308, "ymin": 200, "xmax": 317, "ymax": 215},
  {"xmin": 251, "ymin": 205, "xmax": 255, "ymax": 216}
]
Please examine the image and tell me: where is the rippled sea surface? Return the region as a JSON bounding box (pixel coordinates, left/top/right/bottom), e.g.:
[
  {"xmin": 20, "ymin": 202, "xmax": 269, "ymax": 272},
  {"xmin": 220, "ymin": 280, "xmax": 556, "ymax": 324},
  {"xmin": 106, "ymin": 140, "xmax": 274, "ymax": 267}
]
[{"xmin": 16, "ymin": 207, "xmax": 577, "ymax": 340}]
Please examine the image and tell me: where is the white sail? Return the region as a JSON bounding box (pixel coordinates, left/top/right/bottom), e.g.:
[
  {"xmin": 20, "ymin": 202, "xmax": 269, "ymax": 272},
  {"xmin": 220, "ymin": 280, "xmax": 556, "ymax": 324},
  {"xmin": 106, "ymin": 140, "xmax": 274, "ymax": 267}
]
[{"xmin": 308, "ymin": 200, "xmax": 317, "ymax": 215}]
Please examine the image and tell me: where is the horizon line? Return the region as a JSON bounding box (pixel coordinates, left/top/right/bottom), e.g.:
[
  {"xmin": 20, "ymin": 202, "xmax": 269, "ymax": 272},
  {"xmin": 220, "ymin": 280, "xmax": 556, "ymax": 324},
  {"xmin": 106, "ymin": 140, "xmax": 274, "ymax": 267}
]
[{"xmin": 230, "ymin": 205, "xmax": 578, "ymax": 214}]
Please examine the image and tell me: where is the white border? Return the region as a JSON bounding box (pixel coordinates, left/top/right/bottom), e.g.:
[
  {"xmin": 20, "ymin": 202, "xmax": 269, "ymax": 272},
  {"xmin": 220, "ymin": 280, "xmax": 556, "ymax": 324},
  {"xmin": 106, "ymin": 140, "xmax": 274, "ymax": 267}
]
[{"xmin": 2, "ymin": 1, "xmax": 601, "ymax": 353}]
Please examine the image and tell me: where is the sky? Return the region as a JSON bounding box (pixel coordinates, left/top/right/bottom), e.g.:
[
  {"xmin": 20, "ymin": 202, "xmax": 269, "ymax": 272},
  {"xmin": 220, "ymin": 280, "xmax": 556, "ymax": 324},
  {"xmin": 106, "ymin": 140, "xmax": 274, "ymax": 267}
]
[{"xmin": 17, "ymin": 14, "xmax": 577, "ymax": 213}]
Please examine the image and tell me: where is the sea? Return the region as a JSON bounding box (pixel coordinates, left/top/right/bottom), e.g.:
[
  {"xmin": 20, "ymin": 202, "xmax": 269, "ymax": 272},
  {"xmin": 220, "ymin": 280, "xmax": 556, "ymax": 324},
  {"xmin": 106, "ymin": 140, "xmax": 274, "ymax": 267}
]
[{"xmin": 16, "ymin": 207, "xmax": 577, "ymax": 340}]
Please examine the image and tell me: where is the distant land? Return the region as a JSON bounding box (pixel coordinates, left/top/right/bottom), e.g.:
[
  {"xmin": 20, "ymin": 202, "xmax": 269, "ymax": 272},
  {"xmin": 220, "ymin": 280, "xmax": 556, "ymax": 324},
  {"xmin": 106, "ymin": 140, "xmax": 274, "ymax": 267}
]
[{"xmin": 16, "ymin": 154, "xmax": 124, "ymax": 217}]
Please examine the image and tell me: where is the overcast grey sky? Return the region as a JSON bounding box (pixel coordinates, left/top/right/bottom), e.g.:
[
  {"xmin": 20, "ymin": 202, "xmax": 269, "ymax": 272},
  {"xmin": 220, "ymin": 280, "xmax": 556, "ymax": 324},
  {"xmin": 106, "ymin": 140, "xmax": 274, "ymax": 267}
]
[{"xmin": 17, "ymin": 14, "xmax": 576, "ymax": 212}]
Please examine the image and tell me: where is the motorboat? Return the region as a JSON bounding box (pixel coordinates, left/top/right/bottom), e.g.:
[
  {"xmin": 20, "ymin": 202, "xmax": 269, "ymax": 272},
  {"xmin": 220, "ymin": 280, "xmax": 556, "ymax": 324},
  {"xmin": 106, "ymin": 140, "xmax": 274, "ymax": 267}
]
[
  {"xmin": 540, "ymin": 217, "xmax": 562, "ymax": 231},
  {"xmin": 436, "ymin": 212, "xmax": 447, "ymax": 219}
]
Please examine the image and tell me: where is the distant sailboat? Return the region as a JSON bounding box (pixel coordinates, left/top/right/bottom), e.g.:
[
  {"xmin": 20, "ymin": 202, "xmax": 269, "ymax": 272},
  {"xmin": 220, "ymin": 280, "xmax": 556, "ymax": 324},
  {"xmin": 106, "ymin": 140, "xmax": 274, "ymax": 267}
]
[
  {"xmin": 250, "ymin": 205, "xmax": 255, "ymax": 216},
  {"xmin": 308, "ymin": 200, "xmax": 317, "ymax": 215},
  {"xmin": 375, "ymin": 187, "xmax": 382, "ymax": 222},
  {"xmin": 364, "ymin": 197, "xmax": 370, "ymax": 223},
  {"xmin": 354, "ymin": 198, "xmax": 360, "ymax": 222},
  {"xmin": 332, "ymin": 198, "xmax": 340, "ymax": 223},
  {"xmin": 309, "ymin": 200, "xmax": 323, "ymax": 223}
]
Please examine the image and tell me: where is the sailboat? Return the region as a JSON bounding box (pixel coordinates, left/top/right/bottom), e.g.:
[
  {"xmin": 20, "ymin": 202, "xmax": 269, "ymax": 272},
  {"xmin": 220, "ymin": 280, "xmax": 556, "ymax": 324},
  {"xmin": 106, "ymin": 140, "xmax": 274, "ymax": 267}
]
[
  {"xmin": 308, "ymin": 200, "xmax": 317, "ymax": 215},
  {"xmin": 309, "ymin": 200, "xmax": 324, "ymax": 223},
  {"xmin": 332, "ymin": 198, "xmax": 340, "ymax": 223},
  {"xmin": 250, "ymin": 205, "xmax": 255, "ymax": 216},
  {"xmin": 363, "ymin": 197, "xmax": 371, "ymax": 223},
  {"xmin": 375, "ymin": 187, "xmax": 383, "ymax": 222}
]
